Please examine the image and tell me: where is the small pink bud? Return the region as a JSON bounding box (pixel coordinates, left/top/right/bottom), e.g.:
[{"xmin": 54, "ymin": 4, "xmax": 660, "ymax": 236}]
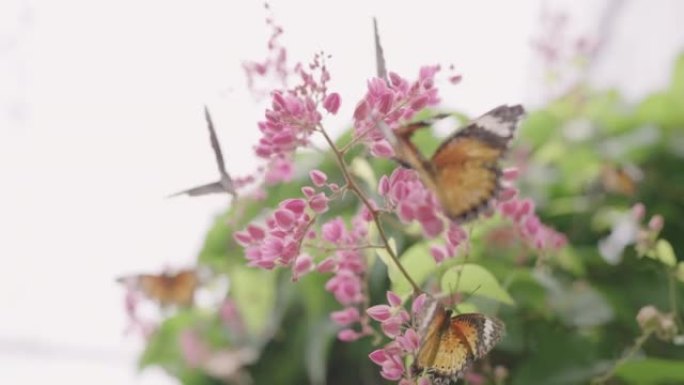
[
  {"xmin": 417, "ymin": 378, "xmax": 432, "ymax": 385},
  {"xmin": 316, "ymin": 257, "xmax": 337, "ymax": 273},
  {"xmin": 410, "ymin": 95, "xmax": 428, "ymax": 110},
  {"xmin": 330, "ymin": 307, "xmax": 360, "ymax": 326},
  {"xmin": 293, "ymin": 254, "xmax": 313, "ymax": 280},
  {"xmin": 377, "ymin": 93, "xmax": 394, "ymax": 114},
  {"xmin": 411, "ymin": 293, "xmax": 427, "ymax": 314},
  {"xmin": 310, "ymin": 169, "xmax": 328, "ymax": 187},
  {"xmin": 274, "ymin": 209, "xmax": 295, "ymax": 230},
  {"xmin": 233, "ymin": 231, "xmax": 252, "ymax": 247},
  {"xmin": 386, "ymin": 291, "xmax": 402, "ymax": 307},
  {"xmin": 337, "ymin": 329, "xmax": 360, "ymax": 342},
  {"xmin": 371, "ymin": 140, "xmax": 395, "ymax": 158},
  {"xmin": 378, "ymin": 175, "xmax": 390, "ymax": 196},
  {"xmin": 301, "ymin": 186, "xmax": 316, "ymax": 198},
  {"xmin": 366, "ymin": 305, "xmax": 392, "ymax": 322},
  {"xmin": 247, "ymin": 225, "xmax": 266, "ymax": 240},
  {"xmin": 323, "ymin": 92, "xmax": 341, "ymax": 114},
  {"xmin": 632, "ymin": 202, "xmax": 646, "ymax": 220},
  {"xmin": 353, "ymin": 100, "xmax": 369, "ymax": 121},
  {"xmin": 503, "ymin": 167, "xmax": 520, "ymax": 181},
  {"xmin": 648, "ymin": 215, "xmax": 664, "ymax": 232},
  {"xmin": 430, "ymin": 245, "xmax": 446, "ymax": 263},
  {"xmin": 449, "ymin": 74, "xmax": 463, "ymax": 84},
  {"xmin": 381, "ymin": 317, "xmax": 402, "ymax": 338},
  {"xmin": 322, "ymin": 218, "xmax": 344, "ymax": 243},
  {"xmin": 281, "ymin": 198, "xmax": 307, "ymax": 215},
  {"xmin": 524, "ymin": 215, "xmax": 541, "ymax": 235},
  {"xmin": 308, "ymin": 193, "xmax": 329, "ymax": 213},
  {"xmin": 398, "ymin": 328, "xmax": 420, "ymax": 352},
  {"xmin": 498, "ymin": 187, "xmax": 518, "ymax": 202},
  {"xmin": 368, "ymin": 349, "xmax": 388, "ymax": 365}
]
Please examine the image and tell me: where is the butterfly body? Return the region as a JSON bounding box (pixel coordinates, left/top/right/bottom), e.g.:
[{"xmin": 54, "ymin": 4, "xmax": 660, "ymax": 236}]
[
  {"xmin": 391, "ymin": 105, "xmax": 525, "ymax": 223},
  {"xmin": 413, "ymin": 299, "xmax": 504, "ymax": 384}
]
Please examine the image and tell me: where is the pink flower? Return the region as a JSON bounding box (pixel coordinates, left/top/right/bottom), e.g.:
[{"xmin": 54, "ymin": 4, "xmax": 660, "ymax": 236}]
[
  {"xmin": 308, "ymin": 192, "xmax": 329, "ymax": 213},
  {"xmin": 322, "ymin": 218, "xmax": 344, "ymax": 243},
  {"xmin": 367, "ymin": 305, "xmax": 392, "ymax": 322},
  {"xmin": 316, "ymin": 257, "xmax": 337, "ymax": 273},
  {"xmin": 386, "ymin": 291, "xmax": 403, "ymax": 307},
  {"xmin": 309, "ymin": 169, "xmax": 328, "ymax": 187},
  {"xmin": 337, "ymin": 329, "xmax": 361, "ymax": 342},
  {"xmin": 323, "ymin": 92, "xmax": 341, "ymax": 114},
  {"xmin": 292, "ymin": 254, "xmax": 314, "ymax": 280},
  {"xmin": 180, "ymin": 330, "xmax": 210, "ymax": 368},
  {"xmin": 330, "ymin": 307, "xmax": 360, "ymax": 326}
]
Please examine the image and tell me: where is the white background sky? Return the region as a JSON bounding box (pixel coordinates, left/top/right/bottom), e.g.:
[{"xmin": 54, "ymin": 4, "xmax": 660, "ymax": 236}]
[{"xmin": 1, "ymin": 0, "xmax": 683, "ymax": 384}]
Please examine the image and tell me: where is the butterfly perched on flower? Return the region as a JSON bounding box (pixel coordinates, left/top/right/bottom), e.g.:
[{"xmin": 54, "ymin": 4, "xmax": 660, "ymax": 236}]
[
  {"xmin": 384, "ymin": 105, "xmax": 525, "ymax": 224},
  {"xmin": 116, "ymin": 268, "xmax": 199, "ymax": 307},
  {"xmin": 412, "ymin": 298, "xmax": 505, "ymax": 384}
]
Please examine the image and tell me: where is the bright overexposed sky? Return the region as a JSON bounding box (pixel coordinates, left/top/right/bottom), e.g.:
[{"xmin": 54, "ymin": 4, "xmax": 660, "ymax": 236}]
[{"xmin": 1, "ymin": 0, "xmax": 683, "ymax": 384}]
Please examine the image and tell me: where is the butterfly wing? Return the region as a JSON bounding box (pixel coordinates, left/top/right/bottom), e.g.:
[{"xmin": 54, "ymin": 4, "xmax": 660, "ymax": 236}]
[
  {"xmin": 431, "ymin": 105, "xmax": 524, "ymax": 222},
  {"xmin": 413, "ymin": 306, "xmax": 473, "ymax": 382},
  {"xmin": 136, "ymin": 270, "xmax": 198, "ymax": 307},
  {"xmin": 167, "ymin": 269, "xmax": 199, "ymax": 306},
  {"xmin": 413, "ymin": 305, "xmax": 505, "ymax": 384},
  {"xmin": 451, "ymin": 313, "xmax": 505, "ymax": 359}
]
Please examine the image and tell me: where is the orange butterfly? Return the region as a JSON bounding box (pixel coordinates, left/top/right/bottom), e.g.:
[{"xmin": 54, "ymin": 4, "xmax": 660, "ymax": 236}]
[
  {"xmin": 117, "ymin": 268, "xmax": 199, "ymax": 307},
  {"xmin": 386, "ymin": 105, "xmax": 525, "ymax": 223},
  {"xmin": 599, "ymin": 163, "xmax": 642, "ymax": 197},
  {"xmin": 412, "ymin": 298, "xmax": 505, "ymax": 384}
]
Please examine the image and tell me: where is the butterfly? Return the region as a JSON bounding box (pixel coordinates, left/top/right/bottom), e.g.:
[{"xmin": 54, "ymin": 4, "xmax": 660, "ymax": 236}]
[
  {"xmin": 116, "ymin": 268, "xmax": 199, "ymax": 307},
  {"xmin": 384, "ymin": 105, "xmax": 525, "ymax": 223},
  {"xmin": 599, "ymin": 163, "xmax": 642, "ymax": 197},
  {"xmin": 169, "ymin": 106, "xmax": 237, "ymax": 198},
  {"xmin": 412, "ymin": 298, "xmax": 505, "ymax": 384}
]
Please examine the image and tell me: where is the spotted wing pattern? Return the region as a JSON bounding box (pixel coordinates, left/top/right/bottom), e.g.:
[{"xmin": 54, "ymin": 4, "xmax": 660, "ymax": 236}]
[
  {"xmin": 412, "ymin": 299, "xmax": 505, "ymax": 384},
  {"xmin": 395, "ymin": 105, "xmax": 524, "ymax": 223}
]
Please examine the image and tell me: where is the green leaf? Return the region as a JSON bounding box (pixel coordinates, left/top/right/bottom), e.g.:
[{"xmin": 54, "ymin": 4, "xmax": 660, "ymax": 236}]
[
  {"xmin": 655, "ymin": 239, "xmax": 677, "ymax": 267},
  {"xmin": 230, "ymin": 266, "xmax": 277, "ymax": 335},
  {"xmin": 616, "ymin": 358, "xmax": 684, "ymax": 384},
  {"xmin": 391, "ymin": 242, "xmax": 437, "ymax": 296},
  {"xmin": 350, "ymin": 157, "xmax": 377, "ymax": 190},
  {"xmin": 676, "ymin": 262, "xmax": 684, "ymax": 283},
  {"xmin": 441, "ymin": 264, "xmax": 515, "ymax": 305}
]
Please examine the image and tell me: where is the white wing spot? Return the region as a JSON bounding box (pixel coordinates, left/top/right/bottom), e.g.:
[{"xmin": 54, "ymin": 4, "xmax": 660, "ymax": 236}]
[{"xmin": 475, "ymin": 114, "xmax": 514, "ymax": 137}]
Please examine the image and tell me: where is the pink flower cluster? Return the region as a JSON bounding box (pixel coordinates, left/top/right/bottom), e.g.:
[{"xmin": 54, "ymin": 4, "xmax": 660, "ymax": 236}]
[
  {"xmin": 378, "ymin": 167, "xmax": 468, "ymax": 263},
  {"xmin": 322, "ymin": 213, "xmax": 374, "ymax": 341},
  {"xmin": 353, "ymin": 66, "xmax": 441, "ymax": 157},
  {"xmin": 234, "ymin": 186, "xmax": 329, "ymax": 275},
  {"xmin": 498, "ymin": 196, "xmax": 567, "ymax": 252},
  {"xmin": 379, "ymin": 168, "xmax": 443, "ymax": 237},
  {"xmin": 242, "ymin": 4, "xmax": 288, "ymax": 99},
  {"xmin": 368, "ymin": 292, "xmax": 427, "ymax": 384}
]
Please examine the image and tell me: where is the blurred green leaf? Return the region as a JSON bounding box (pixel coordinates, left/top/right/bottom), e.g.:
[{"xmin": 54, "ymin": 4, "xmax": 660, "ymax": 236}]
[
  {"xmin": 441, "ymin": 264, "xmax": 515, "ymax": 305},
  {"xmin": 655, "ymin": 239, "xmax": 677, "ymax": 267},
  {"xmin": 616, "ymin": 358, "xmax": 684, "ymax": 384},
  {"xmin": 391, "ymin": 242, "xmax": 437, "ymax": 296},
  {"xmin": 230, "ymin": 266, "xmax": 277, "ymax": 335}
]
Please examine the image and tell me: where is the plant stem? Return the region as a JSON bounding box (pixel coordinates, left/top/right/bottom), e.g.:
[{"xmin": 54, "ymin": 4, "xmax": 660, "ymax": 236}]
[
  {"xmin": 591, "ymin": 330, "xmax": 653, "ymax": 385},
  {"xmin": 317, "ymin": 124, "xmax": 421, "ymax": 294}
]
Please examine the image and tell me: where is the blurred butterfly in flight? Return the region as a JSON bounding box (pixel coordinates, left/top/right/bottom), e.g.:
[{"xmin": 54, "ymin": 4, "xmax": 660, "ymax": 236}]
[
  {"xmin": 116, "ymin": 268, "xmax": 199, "ymax": 307},
  {"xmin": 382, "ymin": 105, "xmax": 525, "ymax": 224},
  {"xmin": 412, "ymin": 297, "xmax": 505, "ymax": 384}
]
